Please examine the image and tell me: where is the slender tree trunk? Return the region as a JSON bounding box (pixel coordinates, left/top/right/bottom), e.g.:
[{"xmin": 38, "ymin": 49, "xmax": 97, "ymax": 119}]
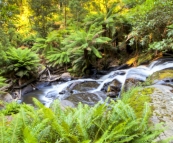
[
  {"xmin": 64, "ymin": 0, "xmax": 67, "ymax": 28},
  {"xmin": 84, "ymin": 49, "xmax": 89, "ymax": 67}
]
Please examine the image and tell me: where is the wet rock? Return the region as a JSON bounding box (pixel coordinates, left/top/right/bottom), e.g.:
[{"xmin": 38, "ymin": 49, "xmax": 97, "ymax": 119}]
[
  {"xmin": 101, "ymin": 79, "xmax": 122, "ymax": 94},
  {"xmin": 68, "ymin": 81, "xmax": 99, "ymax": 92},
  {"xmin": 60, "ymin": 72, "xmax": 71, "ymax": 81},
  {"xmin": 22, "ymin": 85, "xmax": 35, "ymax": 95},
  {"xmin": 0, "ymin": 93, "xmax": 14, "ymax": 102},
  {"xmin": 59, "ymin": 90, "xmax": 66, "ymax": 94},
  {"xmin": 107, "ymin": 79, "xmax": 121, "ymax": 92},
  {"xmin": 106, "ymin": 92, "xmax": 119, "ymax": 98},
  {"xmin": 101, "ymin": 82, "xmax": 109, "ymax": 92},
  {"xmin": 97, "ymin": 70, "xmax": 108, "ymax": 75},
  {"xmin": 108, "ymin": 66, "xmax": 119, "ymax": 71},
  {"xmin": 109, "ymin": 83, "xmax": 121, "ymax": 92},
  {"xmin": 124, "ymin": 78, "xmax": 143, "ymax": 92},
  {"xmin": 102, "ymin": 79, "xmax": 122, "ymax": 98},
  {"xmin": 117, "ymin": 71, "xmax": 126, "ymax": 75},
  {"xmin": 65, "ymin": 92, "xmax": 106, "ymax": 106},
  {"xmin": 60, "ymin": 100, "xmax": 75, "ymax": 109},
  {"xmin": 68, "ymin": 81, "xmax": 82, "ymax": 92},
  {"xmin": 46, "ymin": 90, "xmax": 58, "ymax": 98}
]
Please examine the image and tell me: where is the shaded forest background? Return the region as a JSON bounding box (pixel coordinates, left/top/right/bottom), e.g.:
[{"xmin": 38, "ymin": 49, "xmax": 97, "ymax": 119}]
[{"xmin": 0, "ymin": 0, "xmax": 173, "ymax": 80}]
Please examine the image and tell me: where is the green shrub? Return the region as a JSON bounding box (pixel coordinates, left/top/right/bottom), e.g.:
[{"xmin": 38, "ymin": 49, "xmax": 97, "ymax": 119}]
[
  {"xmin": 4, "ymin": 47, "xmax": 40, "ymax": 78},
  {"xmin": 0, "ymin": 98, "xmax": 163, "ymax": 143}
]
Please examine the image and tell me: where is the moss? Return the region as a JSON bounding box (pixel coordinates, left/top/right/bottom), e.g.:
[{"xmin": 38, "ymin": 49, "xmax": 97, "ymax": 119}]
[
  {"xmin": 122, "ymin": 87, "xmax": 154, "ymax": 118},
  {"xmin": 144, "ymin": 69, "xmax": 173, "ymax": 85}
]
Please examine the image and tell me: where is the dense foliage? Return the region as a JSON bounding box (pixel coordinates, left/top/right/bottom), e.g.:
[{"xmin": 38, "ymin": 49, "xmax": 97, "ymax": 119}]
[{"xmin": 0, "ymin": 0, "xmax": 172, "ymax": 77}]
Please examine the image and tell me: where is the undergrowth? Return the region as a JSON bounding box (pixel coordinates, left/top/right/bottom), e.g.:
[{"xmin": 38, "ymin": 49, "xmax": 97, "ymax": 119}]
[{"xmin": 0, "ymin": 97, "xmax": 163, "ymax": 143}]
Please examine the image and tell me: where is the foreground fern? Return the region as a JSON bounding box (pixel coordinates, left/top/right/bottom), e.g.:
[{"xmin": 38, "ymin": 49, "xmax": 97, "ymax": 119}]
[{"xmin": 0, "ymin": 98, "xmax": 163, "ymax": 143}]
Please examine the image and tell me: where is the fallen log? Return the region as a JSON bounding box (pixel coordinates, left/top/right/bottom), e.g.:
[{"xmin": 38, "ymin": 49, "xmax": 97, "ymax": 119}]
[
  {"xmin": 39, "ymin": 75, "xmax": 60, "ymax": 82},
  {"xmin": 13, "ymin": 78, "xmax": 36, "ymax": 89}
]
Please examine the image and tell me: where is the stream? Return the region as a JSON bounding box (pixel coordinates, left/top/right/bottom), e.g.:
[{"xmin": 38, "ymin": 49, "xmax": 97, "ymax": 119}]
[{"xmin": 21, "ymin": 58, "xmax": 173, "ymax": 107}]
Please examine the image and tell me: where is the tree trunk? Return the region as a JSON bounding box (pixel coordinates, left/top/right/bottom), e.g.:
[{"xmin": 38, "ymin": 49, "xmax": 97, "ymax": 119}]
[{"xmin": 84, "ymin": 49, "xmax": 89, "ymax": 67}]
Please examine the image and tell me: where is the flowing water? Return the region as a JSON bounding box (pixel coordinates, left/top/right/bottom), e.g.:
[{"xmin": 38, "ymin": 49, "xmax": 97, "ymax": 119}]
[{"xmin": 21, "ymin": 58, "xmax": 173, "ymax": 107}]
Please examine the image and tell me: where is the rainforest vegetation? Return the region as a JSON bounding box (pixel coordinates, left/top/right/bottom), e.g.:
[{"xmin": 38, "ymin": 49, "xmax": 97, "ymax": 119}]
[{"xmin": 0, "ymin": 0, "xmax": 173, "ymax": 142}]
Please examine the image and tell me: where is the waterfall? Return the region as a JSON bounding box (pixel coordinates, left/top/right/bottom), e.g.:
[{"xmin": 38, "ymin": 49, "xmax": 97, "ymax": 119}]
[{"xmin": 21, "ymin": 58, "xmax": 173, "ymax": 107}]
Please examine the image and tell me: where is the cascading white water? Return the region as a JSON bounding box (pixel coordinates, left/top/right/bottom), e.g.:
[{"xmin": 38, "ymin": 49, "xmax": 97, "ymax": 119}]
[{"xmin": 22, "ymin": 58, "xmax": 173, "ymax": 107}]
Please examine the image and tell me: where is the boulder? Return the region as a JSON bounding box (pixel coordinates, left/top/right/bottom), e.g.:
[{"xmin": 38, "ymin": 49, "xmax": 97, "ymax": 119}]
[
  {"xmin": 67, "ymin": 81, "xmax": 99, "ymax": 93},
  {"xmin": 60, "ymin": 100, "xmax": 75, "ymax": 109},
  {"xmin": 107, "ymin": 79, "xmax": 122, "ymax": 94},
  {"xmin": 65, "ymin": 91, "xmax": 106, "ymax": 106},
  {"xmin": 21, "ymin": 84, "xmax": 35, "ymax": 95},
  {"xmin": 123, "ymin": 69, "xmax": 147, "ymax": 92},
  {"xmin": 144, "ymin": 69, "xmax": 173, "ymax": 85},
  {"xmin": 60, "ymin": 72, "xmax": 71, "ymax": 81},
  {"xmin": 124, "ymin": 78, "xmax": 143, "ymax": 92},
  {"xmin": 0, "ymin": 93, "xmax": 14, "ymax": 102},
  {"xmin": 104, "ymin": 79, "xmax": 121, "ymax": 98}
]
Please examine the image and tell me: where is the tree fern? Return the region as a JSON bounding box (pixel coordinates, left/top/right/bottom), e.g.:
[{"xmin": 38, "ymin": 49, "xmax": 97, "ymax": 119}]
[
  {"xmin": 32, "ymin": 31, "xmax": 61, "ymax": 55},
  {"xmin": 46, "ymin": 50, "xmax": 70, "ymax": 67},
  {"xmin": 48, "ymin": 26, "xmax": 111, "ymax": 75},
  {"xmin": 3, "ymin": 47, "xmax": 40, "ymax": 78}
]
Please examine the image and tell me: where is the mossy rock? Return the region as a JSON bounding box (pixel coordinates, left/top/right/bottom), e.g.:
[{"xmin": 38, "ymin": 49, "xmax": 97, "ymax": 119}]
[
  {"xmin": 122, "ymin": 87, "xmax": 154, "ymax": 118},
  {"xmin": 144, "ymin": 69, "xmax": 173, "ymax": 85},
  {"xmin": 123, "ymin": 78, "xmax": 143, "ymax": 92}
]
